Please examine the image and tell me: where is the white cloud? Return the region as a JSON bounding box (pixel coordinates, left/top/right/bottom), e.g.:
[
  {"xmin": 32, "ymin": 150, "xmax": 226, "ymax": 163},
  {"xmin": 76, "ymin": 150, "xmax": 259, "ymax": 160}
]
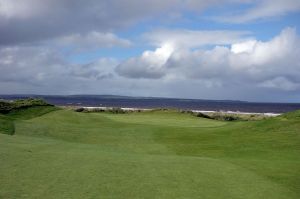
[
  {"xmin": 1, "ymin": 28, "xmax": 300, "ymax": 101},
  {"xmin": 215, "ymin": 0, "xmax": 300, "ymax": 23},
  {"xmin": 231, "ymin": 40, "xmax": 256, "ymax": 54},
  {"xmin": 116, "ymin": 44, "xmax": 174, "ymax": 79},
  {"xmin": 117, "ymin": 27, "xmax": 300, "ymax": 91},
  {"xmin": 259, "ymin": 77, "xmax": 300, "ymax": 91},
  {"xmin": 229, "ymin": 27, "xmax": 300, "ymax": 73},
  {"xmin": 117, "ymin": 29, "xmax": 252, "ymax": 78},
  {"xmin": 0, "ymin": 46, "xmax": 119, "ymax": 87},
  {"xmin": 1, "ymin": 1, "xmax": 300, "ymax": 101},
  {"xmin": 144, "ymin": 29, "xmax": 252, "ymax": 48}
]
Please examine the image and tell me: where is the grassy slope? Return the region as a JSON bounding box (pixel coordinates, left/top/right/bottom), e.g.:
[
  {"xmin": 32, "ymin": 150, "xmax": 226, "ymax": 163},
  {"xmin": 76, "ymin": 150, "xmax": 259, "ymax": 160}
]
[
  {"xmin": 0, "ymin": 109, "xmax": 299, "ymax": 198},
  {"xmin": 0, "ymin": 106, "xmax": 59, "ymax": 135}
]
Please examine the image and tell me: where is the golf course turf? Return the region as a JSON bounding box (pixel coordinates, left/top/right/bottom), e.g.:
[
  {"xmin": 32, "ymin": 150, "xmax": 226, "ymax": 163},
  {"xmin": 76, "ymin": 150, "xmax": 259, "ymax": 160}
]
[{"xmin": 0, "ymin": 107, "xmax": 299, "ymax": 198}]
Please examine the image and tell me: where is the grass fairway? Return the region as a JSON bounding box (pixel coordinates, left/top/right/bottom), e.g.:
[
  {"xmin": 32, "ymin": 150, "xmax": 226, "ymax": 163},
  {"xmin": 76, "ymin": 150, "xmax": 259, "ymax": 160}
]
[{"xmin": 0, "ymin": 108, "xmax": 300, "ymax": 198}]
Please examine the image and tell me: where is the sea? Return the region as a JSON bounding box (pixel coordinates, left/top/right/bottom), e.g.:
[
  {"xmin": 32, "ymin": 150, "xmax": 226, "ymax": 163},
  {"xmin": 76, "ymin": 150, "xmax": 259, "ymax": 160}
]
[{"xmin": 1, "ymin": 95, "xmax": 300, "ymax": 114}]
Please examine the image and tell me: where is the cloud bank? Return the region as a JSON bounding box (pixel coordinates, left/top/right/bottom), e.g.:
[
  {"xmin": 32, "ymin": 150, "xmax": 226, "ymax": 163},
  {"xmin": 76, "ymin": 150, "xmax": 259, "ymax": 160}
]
[
  {"xmin": 0, "ymin": 27, "xmax": 300, "ymax": 101},
  {"xmin": 0, "ymin": 0, "xmax": 227, "ymax": 45},
  {"xmin": 117, "ymin": 27, "xmax": 300, "ymax": 91},
  {"xmin": 2, "ymin": 0, "xmax": 298, "ymax": 45},
  {"xmin": 0, "ymin": 0, "xmax": 300, "ymax": 102}
]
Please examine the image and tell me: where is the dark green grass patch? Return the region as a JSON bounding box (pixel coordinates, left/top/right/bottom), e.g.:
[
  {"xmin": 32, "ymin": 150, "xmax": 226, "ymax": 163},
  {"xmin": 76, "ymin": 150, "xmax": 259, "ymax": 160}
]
[
  {"xmin": 0, "ymin": 114, "xmax": 14, "ymax": 135},
  {"xmin": 7, "ymin": 106, "xmax": 60, "ymax": 120},
  {"xmin": 0, "ymin": 106, "xmax": 60, "ymax": 135},
  {"xmin": 0, "ymin": 98, "xmax": 51, "ymax": 114}
]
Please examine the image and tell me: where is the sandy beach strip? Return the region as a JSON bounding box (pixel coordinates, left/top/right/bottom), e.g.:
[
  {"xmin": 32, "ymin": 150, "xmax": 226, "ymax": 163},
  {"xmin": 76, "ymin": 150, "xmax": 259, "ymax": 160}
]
[{"xmin": 81, "ymin": 106, "xmax": 281, "ymax": 117}]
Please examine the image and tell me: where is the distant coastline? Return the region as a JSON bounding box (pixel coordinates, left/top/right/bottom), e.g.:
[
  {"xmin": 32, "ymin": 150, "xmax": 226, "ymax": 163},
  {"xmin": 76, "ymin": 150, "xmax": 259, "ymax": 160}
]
[{"xmin": 1, "ymin": 95, "xmax": 300, "ymax": 114}]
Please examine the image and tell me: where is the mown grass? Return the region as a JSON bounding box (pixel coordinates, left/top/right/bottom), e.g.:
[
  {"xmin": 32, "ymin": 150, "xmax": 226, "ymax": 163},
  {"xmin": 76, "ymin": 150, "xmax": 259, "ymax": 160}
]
[{"xmin": 0, "ymin": 108, "xmax": 299, "ymax": 198}]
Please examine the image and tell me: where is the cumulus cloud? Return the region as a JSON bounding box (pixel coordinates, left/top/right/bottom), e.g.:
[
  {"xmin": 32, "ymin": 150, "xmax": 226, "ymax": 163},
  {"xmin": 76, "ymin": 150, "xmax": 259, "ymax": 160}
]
[
  {"xmin": 117, "ymin": 29, "xmax": 251, "ymax": 78},
  {"xmin": 0, "ymin": 46, "xmax": 119, "ymax": 92},
  {"xmin": 229, "ymin": 28, "xmax": 300, "ymax": 76},
  {"xmin": 0, "ymin": 46, "xmax": 65, "ymax": 84},
  {"xmin": 0, "ymin": 45, "xmax": 183, "ymax": 97},
  {"xmin": 117, "ymin": 27, "xmax": 300, "ymax": 91},
  {"xmin": 116, "ymin": 44, "xmax": 174, "ymax": 78}
]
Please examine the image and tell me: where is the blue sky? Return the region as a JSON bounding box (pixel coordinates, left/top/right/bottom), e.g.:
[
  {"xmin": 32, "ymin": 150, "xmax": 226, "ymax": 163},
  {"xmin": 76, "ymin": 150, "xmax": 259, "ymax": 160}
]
[
  {"xmin": 0, "ymin": 0, "xmax": 300, "ymax": 102},
  {"xmin": 68, "ymin": 4, "xmax": 300, "ymax": 63}
]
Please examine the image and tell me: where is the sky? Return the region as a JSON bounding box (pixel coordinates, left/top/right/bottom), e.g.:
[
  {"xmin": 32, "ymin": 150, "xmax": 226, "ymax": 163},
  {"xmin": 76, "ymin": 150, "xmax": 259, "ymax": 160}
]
[{"xmin": 0, "ymin": 0, "xmax": 300, "ymax": 102}]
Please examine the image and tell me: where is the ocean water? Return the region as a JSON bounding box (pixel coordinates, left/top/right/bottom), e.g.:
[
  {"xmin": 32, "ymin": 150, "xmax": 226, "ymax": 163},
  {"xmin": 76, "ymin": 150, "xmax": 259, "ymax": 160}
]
[{"xmin": 1, "ymin": 95, "xmax": 300, "ymax": 113}]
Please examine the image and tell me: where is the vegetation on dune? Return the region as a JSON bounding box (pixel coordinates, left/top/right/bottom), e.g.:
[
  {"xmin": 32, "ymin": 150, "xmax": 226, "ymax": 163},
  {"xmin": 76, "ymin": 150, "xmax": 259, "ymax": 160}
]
[
  {"xmin": 0, "ymin": 98, "xmax": 59, "ymax": 135},
  {"xmin": 281, "ymin": 109, "xmax": 300, "ymax": 119},
  {"xmin": 76, "ymin": 107, "xmax": 127, "ymax": 114},
  {"xmin": 76, "ymin": 107, "xmax": 270, "ymax": 121},
  {"xmin": 195, "ymin": 111, "xmax": 270, "ymax": 121},
  {"xmin": 0, "ymin": 98, "xmax": 51, "ymax": 114},
  {"xmin": 0, "ymin": 101, "xmax": 299, "ymax": 198}
]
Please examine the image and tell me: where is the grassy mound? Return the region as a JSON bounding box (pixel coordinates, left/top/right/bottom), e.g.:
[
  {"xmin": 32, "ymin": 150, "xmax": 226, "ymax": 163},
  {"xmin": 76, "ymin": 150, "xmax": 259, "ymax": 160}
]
[
  {"xmin": 281, "ymin": 110, "xmax": 300, "ymax": 120},
  {"xmin": 0, "ymin": 98, "xmax": 51, "ymax": 114},
  {"xmin": 0, "ymin": 108, "xmax": 299, "ymax": 198},
  {"xmin": 0, "ymin": 98, "xmax": 59, "ymax": 135}
]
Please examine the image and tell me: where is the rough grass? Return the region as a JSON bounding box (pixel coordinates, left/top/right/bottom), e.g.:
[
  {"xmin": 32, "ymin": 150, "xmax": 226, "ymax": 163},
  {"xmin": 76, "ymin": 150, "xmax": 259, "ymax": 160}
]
[
  {"xmin": 0, "ymin": 114, "xmax": 14, "ymax": 135},
  {"xmin": 0, "ymin": 98, "xmax": 51, "ymax": 114},
  {"xmin": 0, "ymin": 109, "xmax": 299, "ymax": 198},
  {"xmin": 0, "ymin": 106, "xmax": 59, "ymax": 135},
  {"xmin": 193, "ymin": 111, "xmax": 271, "ymax": 121}
]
